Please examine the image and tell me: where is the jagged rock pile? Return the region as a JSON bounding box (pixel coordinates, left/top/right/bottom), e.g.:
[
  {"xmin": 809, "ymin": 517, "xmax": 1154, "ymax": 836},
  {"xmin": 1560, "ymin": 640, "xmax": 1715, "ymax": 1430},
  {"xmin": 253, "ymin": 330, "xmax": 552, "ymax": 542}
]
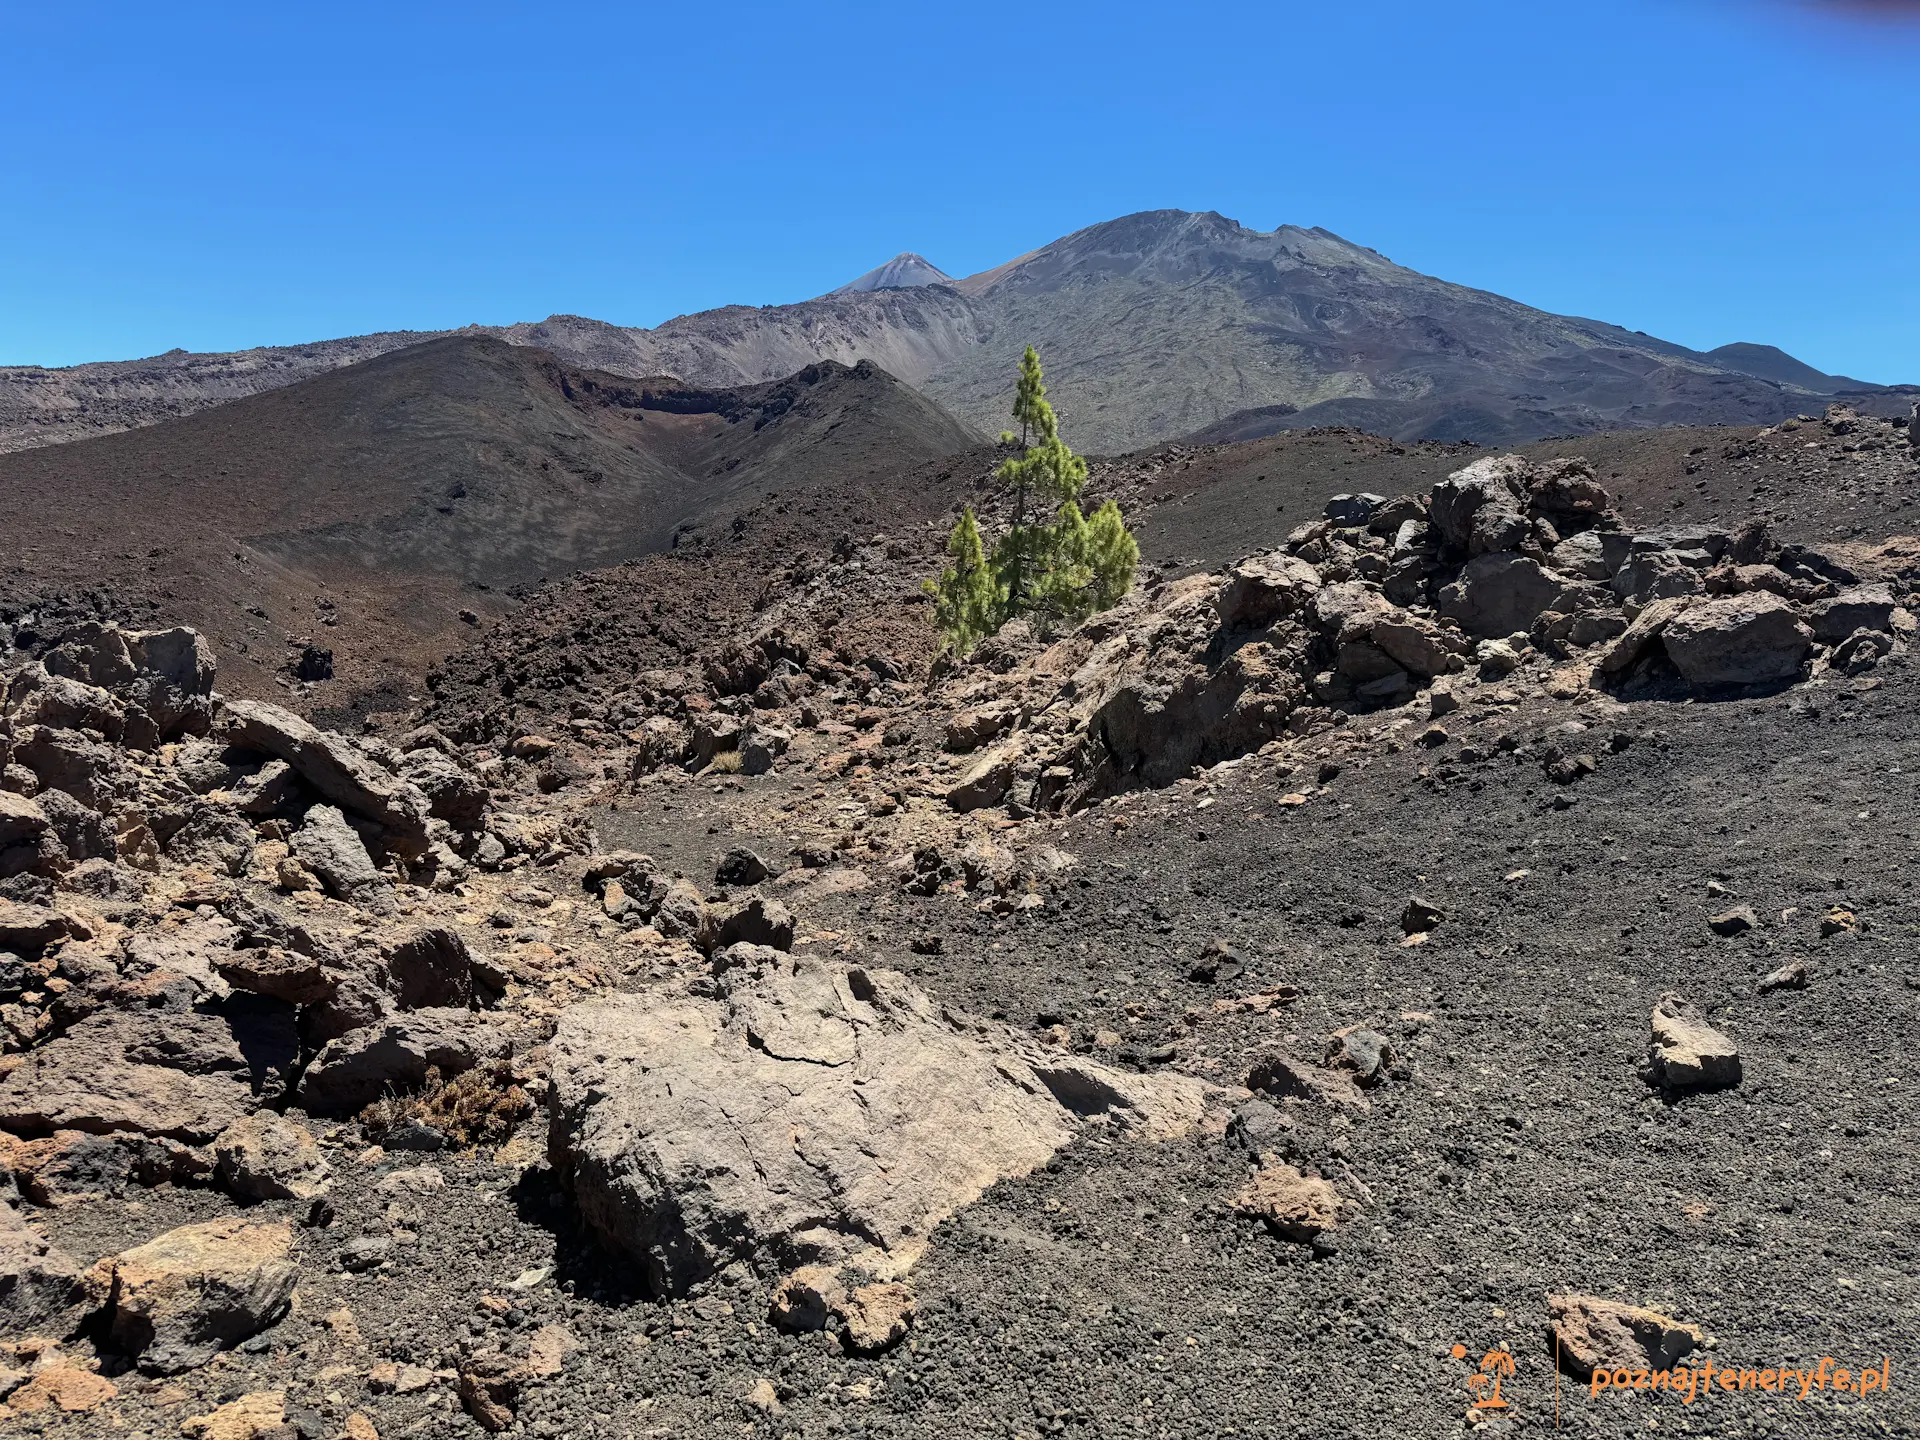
[
  {"xmin": 0, "ymin": 628, "xmax": 647, "ymax": 1407},
  {"xmin": 921, "ymin": 454, "xmax": 1913, "ymax": 810},
  {"xmin": 420, "ymin": 453, "xmax": 1910, "ymax": 832},
  {"xmin": 0, "ymin": 624, "xmax": 586, "ymax": 1367}
]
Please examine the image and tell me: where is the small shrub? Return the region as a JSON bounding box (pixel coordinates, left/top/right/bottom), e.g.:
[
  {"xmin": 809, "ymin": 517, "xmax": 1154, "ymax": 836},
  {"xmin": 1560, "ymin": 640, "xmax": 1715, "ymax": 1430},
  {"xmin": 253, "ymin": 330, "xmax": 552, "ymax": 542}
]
[{"xmin": 359, "ymin": 1063, "xmax": 534, "ymax": 1148}]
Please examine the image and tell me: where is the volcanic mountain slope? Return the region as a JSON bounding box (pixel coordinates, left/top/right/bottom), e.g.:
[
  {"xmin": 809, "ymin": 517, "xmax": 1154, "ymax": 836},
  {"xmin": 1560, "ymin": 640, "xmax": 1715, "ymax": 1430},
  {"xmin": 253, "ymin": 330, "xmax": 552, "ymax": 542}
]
[
  {"xmin": 8, "ymin": 211, "xmax": 1909, "ymax": 456},
  {"xmin": 0, "ymin": 335, "xmax": 980, "ymax": 708}
]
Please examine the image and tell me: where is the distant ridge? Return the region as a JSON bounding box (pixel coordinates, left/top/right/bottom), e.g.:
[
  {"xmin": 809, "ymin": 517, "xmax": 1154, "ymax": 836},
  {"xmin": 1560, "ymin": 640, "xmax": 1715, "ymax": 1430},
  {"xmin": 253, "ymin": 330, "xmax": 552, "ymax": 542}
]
[
  {"xmin": 1703, "ymin": 342, "xmax": 1867, "ymax": 393},
  {"xmin": 5, "ymin": 210, "xmax": 1910, "ymax": 455}
]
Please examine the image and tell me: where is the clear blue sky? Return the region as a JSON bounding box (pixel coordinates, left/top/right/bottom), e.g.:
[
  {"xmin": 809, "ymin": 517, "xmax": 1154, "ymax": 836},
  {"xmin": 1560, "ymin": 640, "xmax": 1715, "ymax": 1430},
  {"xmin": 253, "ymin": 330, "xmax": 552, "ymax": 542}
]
[{"xmin": 3, "ymin": 1, "xmax": 1916, "ymax": 380}]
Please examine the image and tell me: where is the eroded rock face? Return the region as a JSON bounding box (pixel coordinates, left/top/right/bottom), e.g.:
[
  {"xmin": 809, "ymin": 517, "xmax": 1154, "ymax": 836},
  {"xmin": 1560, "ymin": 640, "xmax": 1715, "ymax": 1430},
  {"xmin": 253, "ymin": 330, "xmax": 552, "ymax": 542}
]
[
  {"xmin": 547, "ymin": 951, "xmax": 1209, "ymax": 1295},
  {"xmin": 85, "ymin": 1218, "xmax": 298, "ymax": 1373},
  {"xmin": 0, "ymin": 1009, "xmax": 280, "ymax": 1143}
]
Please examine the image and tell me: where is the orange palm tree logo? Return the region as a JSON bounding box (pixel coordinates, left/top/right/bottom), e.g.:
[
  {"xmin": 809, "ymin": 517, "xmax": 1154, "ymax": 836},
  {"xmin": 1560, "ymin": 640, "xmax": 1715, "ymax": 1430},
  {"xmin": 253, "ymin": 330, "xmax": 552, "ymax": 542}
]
[{"xmin": 1465, "ymin": 1346, "xmax": 1515, "ymax": 1409}]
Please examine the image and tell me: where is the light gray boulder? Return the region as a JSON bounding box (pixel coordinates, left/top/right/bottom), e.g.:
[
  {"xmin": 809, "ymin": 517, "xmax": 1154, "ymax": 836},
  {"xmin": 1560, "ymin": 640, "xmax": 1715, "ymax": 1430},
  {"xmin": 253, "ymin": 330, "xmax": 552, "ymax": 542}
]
[
  {"xmin": 547, "ymin": 953, "xmax": 1210, "ymax": 1295},
  {"xmin": 1662, "ymin": 593, "xmax": 1811, "ymax": 687}
]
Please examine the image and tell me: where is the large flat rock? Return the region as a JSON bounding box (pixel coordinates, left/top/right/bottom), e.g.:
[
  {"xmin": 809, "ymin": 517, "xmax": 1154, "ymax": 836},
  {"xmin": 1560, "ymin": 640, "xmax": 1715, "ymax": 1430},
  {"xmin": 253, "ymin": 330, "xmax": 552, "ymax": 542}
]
[{"xmin": 547, "ymin": 949, "xmax": 1210, "ymax": 1295}]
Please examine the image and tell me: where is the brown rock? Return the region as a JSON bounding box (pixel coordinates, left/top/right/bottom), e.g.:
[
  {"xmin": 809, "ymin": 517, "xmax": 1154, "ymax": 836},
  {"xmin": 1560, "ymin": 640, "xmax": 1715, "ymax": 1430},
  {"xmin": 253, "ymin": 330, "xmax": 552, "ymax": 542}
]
[
  {"xmin": 522, "ymin": 1323, "xmax": 578, "ymax": 1378},
  {"xmin": 0, "ymin": 1128, "xmax": 212, "ymax": 1205},
  {"xmin": 1807, "ymin": 584, "xmax": 1896, "ymax": 644},
  {"xmin": 212, "ymin": 1113, "xmax": 333, "ymax": 1202},
  {"xmin": 213, "ymin": 947, "xmax": 335, "ymax": 1006},
  {"xmin": 458, "ymin": 1352, "xmax": 522, "ymax": 1432},
  {"xmin": 1661, "ymin": 592, "xmax": 1812, "ymax": 687},
  {"xmin": 383, "ymin": 926, "xmax": 479, "ymax": 1009},
  {"xmin": 1371, "ymin": 614, "xmax": 1460, "ymax": 679},
  {"xmin": 0, "ymin": 901, "xmax": 70, "ymax": 951},
  {"xmin": 841, "ymin": 1281, "xmax": 913, "ymax": 1355},
  {"xmin": 180, "ymin": 1390, "xmax": 285, "ymax": 1440},
  {"xmin": 1231, "ymin": 1163, "xmax": 1346, "ymax": 1242},
  {"xmin": 945, "ymin": 745, "xmax": 1017, "ymax": 812},
  {"xmin": 1708, "ymin": 904, "xmax": 1757, "ymax": 936},
  {"xmin": 1758, "ymin": 959, "xmax": 1809, "ymax": 994},
  {"xmin": 1311, "ymin": 581, "xmax": 1396, "ymax": 643},
  {"xmin": 768, "ymin": 1265, "xmax": 846, "ymax": 1332},
  {"xmin": 1429, "ymin": 456, "xmax": 1532, "ymax": 557},
  {"xmin": 547, "ymin": 956, "xmax": 1209, "ymax": 1294},
  {"xmin": 0, "ymin": 1014, "xmax": 256, "ymax": 1144},
  {"xmin": 1438, "ymin": 553, "xmax": 1566, "ymax": 639},
  {"xmin": 1244, "ymin": 1053, "xmax": 1368, "ymax": 1110},
  {"xmin": 943, "ymin": 700, "xmax": 1020, "ymax": 754},
  {"xmin": 85, "ymin": 1218, "xmax": 297, "ymax": 1373},
  {"xmin": 1215, "ymin": 552, "xmax": 1323, "ymax": 631},
  {"xmin": 5, "ymin": 1364, "xmax": 117, "ymax": 1415},
  {"xmin": 1546, "ymin": 1294, "xmax": 1703, "ymax": 1378},
  {"xmin": 1647, "ymin": 994, "xmax": 1741, "ymax": 1090},
  {"xmin": 0, "ymin": 794, "xmax": 49, "ymax": 849},
  {"xmin": 298, "ymin": 1008, "xmax": 513, "ymax": 1116}
]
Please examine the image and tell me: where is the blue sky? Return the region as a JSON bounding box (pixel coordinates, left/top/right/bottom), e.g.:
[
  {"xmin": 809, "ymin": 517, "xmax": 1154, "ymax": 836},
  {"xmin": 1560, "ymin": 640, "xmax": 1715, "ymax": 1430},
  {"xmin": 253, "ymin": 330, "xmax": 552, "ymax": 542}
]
[{"xmin": 3, "ymin": 1, "xmax": 1916, "ymax": 380}]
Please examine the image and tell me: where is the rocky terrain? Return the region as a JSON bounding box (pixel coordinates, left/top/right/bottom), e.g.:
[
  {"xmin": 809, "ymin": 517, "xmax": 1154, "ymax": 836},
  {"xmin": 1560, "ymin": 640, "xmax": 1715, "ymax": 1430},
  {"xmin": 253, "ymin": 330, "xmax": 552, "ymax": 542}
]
[
  {"xmin": 0, "ymin": 338, "xmax": 980, "ymax": 711},
  {"xmin": 1, "ymin": 402, "xmax": 1916, "ymax": 1438},
  {"xmin": 7, "ymin": 211, "xmax": 1912, "ymax": 457}
]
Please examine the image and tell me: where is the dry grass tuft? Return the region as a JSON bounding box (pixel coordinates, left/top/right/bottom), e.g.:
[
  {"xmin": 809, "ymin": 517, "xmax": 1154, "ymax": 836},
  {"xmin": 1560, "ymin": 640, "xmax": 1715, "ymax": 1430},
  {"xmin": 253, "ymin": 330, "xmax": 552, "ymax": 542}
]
[{"xmin": 360, "ymin": 1062, "xmax": 534, "ymax": 1148}]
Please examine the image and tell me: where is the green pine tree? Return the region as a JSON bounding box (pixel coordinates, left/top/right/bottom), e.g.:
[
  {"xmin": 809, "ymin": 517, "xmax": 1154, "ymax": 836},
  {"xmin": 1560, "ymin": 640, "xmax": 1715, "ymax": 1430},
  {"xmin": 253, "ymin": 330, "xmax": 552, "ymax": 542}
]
[
  {"xmin": 927, "ymin": 347, "xmax": 1137, "ymax": 653},
  {"xmin": 993, "ymin": 345, "xmax": 1087, "ymax": 618},
  {"xmin": 923, "ymin": 506, "xmax": 1000, "ymax": 655},
  {"xmin": 1081, "ymin": 498, "xmax": 1139, "ymax": 611}
]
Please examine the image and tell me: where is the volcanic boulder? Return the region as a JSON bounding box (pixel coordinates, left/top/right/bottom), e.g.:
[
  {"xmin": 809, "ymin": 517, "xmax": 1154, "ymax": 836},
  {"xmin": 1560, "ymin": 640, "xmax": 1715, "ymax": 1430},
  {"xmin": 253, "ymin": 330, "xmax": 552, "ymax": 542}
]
[
  {"xmin": 1428, "ymin": 456, "xmax": 1531, "ymax": 557},
  {"xmin": 0, "ymin": 1009, "xmax": 278, "ymax": 1144},
  {"xmin": 1660, "ymin": 594, "xmax": 1811, "ymax": 687},
  {"xmin": 1438, "ymin": 554, "xmax": 1566, "ymax": 639},
  {"xmin": 546, "ymin": 950, "xmax": 1209, "ymax": 1295},
  {"xmin": 290, "ymin": 805, "xmax": 395, "ymax": 914},
  {"xmin": 0, "ymin": 1203, "xmax": 89, "ymax": 1335},
  {"xmin": 1646, "ymin": 994, "xmax": 1741, "ymax": 1090},
  {"xmin": 212, "ymin": 1114, "xmax": 334, "ymax": 1203},
  {"xmin": 85, "ymin": 1218, "xmax": 298, "ymax": 1373},
  {"xmin": 1806, "ymin": 585, "xmax": 1896, "ymax": 644}
]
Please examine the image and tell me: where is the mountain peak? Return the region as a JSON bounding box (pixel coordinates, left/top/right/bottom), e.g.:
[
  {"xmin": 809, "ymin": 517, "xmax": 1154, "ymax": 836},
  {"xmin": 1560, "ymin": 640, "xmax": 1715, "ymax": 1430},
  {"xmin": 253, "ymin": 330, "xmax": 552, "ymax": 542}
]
[{"xmin": 831, "ymin": 253, "xmax": 952, "ymax": 295}]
